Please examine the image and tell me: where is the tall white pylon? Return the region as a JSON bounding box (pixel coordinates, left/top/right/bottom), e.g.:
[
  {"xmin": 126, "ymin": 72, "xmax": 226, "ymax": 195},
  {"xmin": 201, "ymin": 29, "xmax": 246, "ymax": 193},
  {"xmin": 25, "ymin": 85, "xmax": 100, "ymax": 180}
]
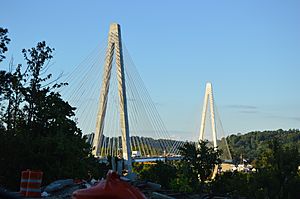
[
  {"xmin": 92, "ymin": 23, "xmax": 132, "ymax": 172},
  {"xmin": 199, "ymin": 82, "xmax": 217, "ymax": 149}
]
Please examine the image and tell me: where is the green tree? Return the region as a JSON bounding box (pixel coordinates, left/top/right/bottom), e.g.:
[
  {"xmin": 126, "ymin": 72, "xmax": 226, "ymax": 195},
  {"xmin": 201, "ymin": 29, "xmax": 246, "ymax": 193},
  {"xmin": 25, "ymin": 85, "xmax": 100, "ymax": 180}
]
[
  {"xmin": 211, "ymin": 138, "xmax": 300, "ymax": 199},
  {"xmin": 0, "ymin": 27, "xmax": 10, "ymax": 62},
  {"xmin": 180, "ymin": 140, "xmax": 222, "ymax": 182},
  {"xmin": 170, "ymin": 161, "xmax": 195, "ymax": 193},
  {"xmin": 212, "ymin": 172, "xmax": 250, "ymax": 198},
  {"xmin": 0, "ymin": 39, "xmax": 105, "ymax": 190},
  {"xmin": 133, "ymin": 161, "xmax": 177, "ymax": 189},
  {"xmin": 224, "ymin": 129, "xmax": 300, "ymax": 164},
  {"xmin": 256, "ymin": 139, "xmax": 300, "ymax": 198},
  {"xmin": 172, "ymin": 140, "xmax": 222, "ymax": 193}
]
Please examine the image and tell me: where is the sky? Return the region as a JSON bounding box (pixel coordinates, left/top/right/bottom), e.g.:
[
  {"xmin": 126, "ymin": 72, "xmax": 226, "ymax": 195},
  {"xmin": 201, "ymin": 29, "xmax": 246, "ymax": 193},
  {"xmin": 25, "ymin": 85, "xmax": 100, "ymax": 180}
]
[{"xmin": 1, "ymin": 0, "xmax": 299, "ymax": 141}]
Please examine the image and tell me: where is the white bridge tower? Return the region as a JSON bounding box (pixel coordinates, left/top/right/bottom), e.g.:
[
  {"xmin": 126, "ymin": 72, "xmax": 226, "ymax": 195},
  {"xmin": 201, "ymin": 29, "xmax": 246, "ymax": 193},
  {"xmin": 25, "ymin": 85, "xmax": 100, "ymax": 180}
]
[
  {"xmin": 199, "ymin": 82, "xmax": 217, "ymax": 149},
  {"xmin": 92, "ymin": 23, "xmax": 132, "ymax": 172}
]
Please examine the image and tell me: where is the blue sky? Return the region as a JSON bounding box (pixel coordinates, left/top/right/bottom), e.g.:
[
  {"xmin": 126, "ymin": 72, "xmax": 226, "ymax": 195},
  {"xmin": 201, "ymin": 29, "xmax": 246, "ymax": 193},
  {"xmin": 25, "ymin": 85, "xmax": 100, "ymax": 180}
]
[{"xmin": 1, "ymin": 0, "xmax": 299, "ymax": 140}]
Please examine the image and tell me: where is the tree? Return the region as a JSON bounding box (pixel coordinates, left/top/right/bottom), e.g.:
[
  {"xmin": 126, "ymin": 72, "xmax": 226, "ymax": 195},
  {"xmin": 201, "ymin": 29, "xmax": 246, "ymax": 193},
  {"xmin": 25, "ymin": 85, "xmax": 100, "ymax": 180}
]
[
  {"xmin": 0, "ymin": 65, "xmax": 24, "ymax": 131},
  {"xmin": 0, "ymin": 39, "xmax": 105, "ymax": 190},
  {"xmin": 133, "ymin": 161, "xmax": 177, "ymax": 189},
  {"xmin": 256, "ymin": 139, "xmax": 300, "ymax": 198},
  {"xmin": 180, "ymin": 140, "xmax": 222, "ymax": 182},
  {"xmin": 211, "ymin": 172, "xmax": 256, "ymax": 198},
  {"xmin": 0, "ymin": 27, "xmax": 13, "ymax": 129},
  {"xmin": 0, "ymin": 28, "xmax": 10, "ymax": 62},
  {"xmin": 173, "ymin": 140, "xmax": 222, "ymax": 192},
  {"xmin": 223, "ymin": 129, "xmax": 300, "ymax": 164},
  {"xmin": 211, "ymin": 138, "xmax": 300, "ymax": 199},
  {"xmin": 170, "ymin": 160, "xmax": 196, "ymax": 193}
]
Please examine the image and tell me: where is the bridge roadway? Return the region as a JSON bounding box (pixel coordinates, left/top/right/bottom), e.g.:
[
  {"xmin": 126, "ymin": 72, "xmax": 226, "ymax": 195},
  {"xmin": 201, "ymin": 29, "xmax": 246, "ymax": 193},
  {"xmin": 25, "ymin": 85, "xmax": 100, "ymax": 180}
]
[
  {"xmin": 132, "ymin": 156, "xmax": 182, "ymax": 162},
  {"xmin": 98, "ymin": 156, "xmax": 183, "ymax": 163},
  {"xmin": 98, "ymin": 156, "xmax": 233, "ymax": 164}
]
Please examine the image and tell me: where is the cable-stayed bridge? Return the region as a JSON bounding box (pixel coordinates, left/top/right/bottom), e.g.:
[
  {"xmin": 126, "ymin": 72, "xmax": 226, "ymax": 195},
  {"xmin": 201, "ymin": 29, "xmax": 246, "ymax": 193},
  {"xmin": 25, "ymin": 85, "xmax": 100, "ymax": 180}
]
[{"xmin": 60, "ymin": 23, "xmax": 231, "ymax": 170}]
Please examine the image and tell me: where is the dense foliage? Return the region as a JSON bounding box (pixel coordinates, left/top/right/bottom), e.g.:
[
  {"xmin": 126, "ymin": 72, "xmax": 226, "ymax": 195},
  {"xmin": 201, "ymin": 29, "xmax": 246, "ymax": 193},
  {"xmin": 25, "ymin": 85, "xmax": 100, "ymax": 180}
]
[
  {"xmin": 134, "ymin": 140, "xmax": 222, "ymax": 193},
  {"xmin": 133, "ymin": 137, "xmax": 300, "ymax": 198},
  {"xmin": 0, "ymin": 29, "xmax": 104, "ymax": 190},
  {"xmin": 133, "ymin": 161, "xmax": 177, "ymax": 189},
  {"xmin": 170, "ymin": 141, "xmax": 221, "ymax": 192},
  {"xmin": 0, "ymin": 28, "xmax": 10, "ymax": 62},
  {"xmin": 221, "ymin": 129, "xmax": 300, "ymax": 163},
  {"xmin": 179, "ymin": 141, "xmax": 222, "ymax": 183},
  {"xmin": 212, "ymin": 140, "xmax": 300, "ymax": 199}
]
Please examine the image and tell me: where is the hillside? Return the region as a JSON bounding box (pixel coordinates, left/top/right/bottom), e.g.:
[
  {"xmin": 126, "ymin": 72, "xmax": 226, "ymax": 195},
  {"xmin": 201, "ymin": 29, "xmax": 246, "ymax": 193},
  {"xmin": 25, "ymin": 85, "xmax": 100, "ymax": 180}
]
[
  {"xmin": 223, "ymin": 129, "xmax": 300, "ymax": 163},
  {"xmin": 86, "ymin": 129, "xmax": 300, "ymax": 162}
]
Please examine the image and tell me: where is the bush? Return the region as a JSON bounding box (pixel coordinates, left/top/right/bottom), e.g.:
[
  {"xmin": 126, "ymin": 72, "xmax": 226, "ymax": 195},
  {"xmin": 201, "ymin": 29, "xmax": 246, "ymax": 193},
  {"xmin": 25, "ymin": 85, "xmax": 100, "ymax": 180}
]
[{"xmin": 134, "ymin": 161, "xmax": 177, "ymax": 189}]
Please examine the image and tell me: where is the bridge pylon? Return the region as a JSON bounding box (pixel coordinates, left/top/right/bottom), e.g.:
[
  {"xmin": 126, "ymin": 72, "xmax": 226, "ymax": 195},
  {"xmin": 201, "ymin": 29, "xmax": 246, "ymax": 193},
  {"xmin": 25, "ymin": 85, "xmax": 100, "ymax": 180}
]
[
  {"xmin": 199, "ymin": 82, "xmax": 217, "ymax": 149},
  {"xmin": 92, "ymin": 23, "xmax": 132, "ymax": 172}
]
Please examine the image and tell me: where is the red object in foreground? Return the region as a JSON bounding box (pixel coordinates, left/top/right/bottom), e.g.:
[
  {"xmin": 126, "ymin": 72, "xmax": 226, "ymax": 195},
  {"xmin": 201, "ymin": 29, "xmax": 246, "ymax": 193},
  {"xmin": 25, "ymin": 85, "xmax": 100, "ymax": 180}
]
[
  {"xmin": 20, "ymin": 170, "xmax": 43, "ymax": 197},
  {"xmin": 72, "ymin": 171, "xmax": 147, "ymax": 199}
]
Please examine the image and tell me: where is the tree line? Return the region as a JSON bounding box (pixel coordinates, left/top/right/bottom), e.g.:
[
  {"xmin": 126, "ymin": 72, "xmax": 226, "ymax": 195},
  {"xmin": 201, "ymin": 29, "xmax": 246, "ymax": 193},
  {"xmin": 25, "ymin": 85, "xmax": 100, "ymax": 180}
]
[
  {"xmin": 222, "ymin": 129, "xmax": 300, "ymax": 164},
  {"xmin": 135, "ymin": 138, "xmax": 300, "ymax": 198}
]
